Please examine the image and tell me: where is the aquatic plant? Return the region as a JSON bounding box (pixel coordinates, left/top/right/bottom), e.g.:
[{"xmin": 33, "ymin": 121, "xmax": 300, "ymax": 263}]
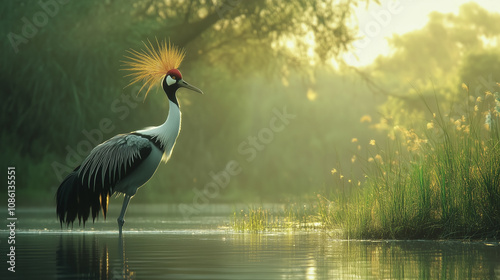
[{"xmin": 232, "ymin": 204, "xmax": 323, "ymax": 232}]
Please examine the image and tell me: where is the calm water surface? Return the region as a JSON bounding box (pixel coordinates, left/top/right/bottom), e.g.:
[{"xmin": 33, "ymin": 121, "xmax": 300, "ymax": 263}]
[{"xmin": 1, "ymin": 205, "xmax": 499, "ymax": 279}]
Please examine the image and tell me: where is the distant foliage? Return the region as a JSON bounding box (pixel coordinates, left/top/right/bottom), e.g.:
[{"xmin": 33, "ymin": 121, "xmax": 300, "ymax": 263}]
[
  {"xmin": 367, "ymin": 2, "xmax": 500, "ymax": 130},
  {"xmin": 1, "ymin": 0, "xmax": 376, "ymax": 204}
]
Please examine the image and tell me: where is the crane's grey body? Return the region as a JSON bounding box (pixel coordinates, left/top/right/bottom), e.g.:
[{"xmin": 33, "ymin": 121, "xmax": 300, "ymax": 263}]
[
  {"xmin": 102, "ymin": 136, "xmax": 162, "ymax": 197},
  {"xmin": 113, "ymin": 143, "xmax": 162, "ymax": 196}
]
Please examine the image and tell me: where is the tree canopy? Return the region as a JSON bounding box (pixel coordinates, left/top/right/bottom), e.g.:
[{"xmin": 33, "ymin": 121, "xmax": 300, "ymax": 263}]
[{"xmin": 363, "ymin": 2, "xmax": 500, "ymax": 129}]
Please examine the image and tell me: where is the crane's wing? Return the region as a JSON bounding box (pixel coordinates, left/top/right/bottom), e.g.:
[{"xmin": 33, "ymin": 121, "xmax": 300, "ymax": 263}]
[
  {"xmin": 79, "ymin": 134, "xmax": 152, "ymax": 189},
  {"xmin": 77, "ymin": 133, "xmax": 152, "ymax": 219}
]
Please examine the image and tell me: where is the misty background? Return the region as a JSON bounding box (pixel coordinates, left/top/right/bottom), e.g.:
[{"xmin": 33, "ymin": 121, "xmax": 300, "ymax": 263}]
[{"xmin": 2, "ymin": 0, "xmax": 500, "ymax": 206}]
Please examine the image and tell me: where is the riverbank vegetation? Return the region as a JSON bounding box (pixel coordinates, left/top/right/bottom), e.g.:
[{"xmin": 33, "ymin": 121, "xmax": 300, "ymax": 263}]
[
  {"xmin": 336, "ymin": 89, "xmax": 500, "ymax": 239},
  {"xmin": 233, "ymin": 87, "xmax": 500, "ymax": 239}
]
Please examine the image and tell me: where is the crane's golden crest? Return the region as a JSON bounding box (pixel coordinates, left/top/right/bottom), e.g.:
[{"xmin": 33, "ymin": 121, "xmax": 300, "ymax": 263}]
[{"xmin": 123, "ymin": 39, "xmax": 185, "ymax": 98}]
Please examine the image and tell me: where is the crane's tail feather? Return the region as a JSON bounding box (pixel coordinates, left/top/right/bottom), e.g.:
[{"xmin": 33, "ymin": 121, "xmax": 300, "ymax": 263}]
[{"xmin": 56, "ymin": 171, "xmax": 111, "ymax": 226}]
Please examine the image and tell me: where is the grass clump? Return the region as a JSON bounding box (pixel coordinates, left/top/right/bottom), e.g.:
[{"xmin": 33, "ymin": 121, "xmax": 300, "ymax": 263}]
[
  {"xmin": 232, "ymin": 207, "xmax": 270, "ymax": 231},
  {"xmin": 232, "ymin": 204, "xmax": 323, "ymax": 232}
]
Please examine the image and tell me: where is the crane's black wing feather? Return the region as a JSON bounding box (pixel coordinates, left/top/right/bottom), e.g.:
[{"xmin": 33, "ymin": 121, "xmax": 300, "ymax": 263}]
[{"xmin": 56, "ymin": 134, "xmax": 152, "ymax": 226}]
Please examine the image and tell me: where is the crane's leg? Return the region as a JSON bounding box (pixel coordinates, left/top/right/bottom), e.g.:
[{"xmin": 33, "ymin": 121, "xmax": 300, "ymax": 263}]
[{"xmin": 118, "ymin": 195, "xmax": 131, "ymax": 235}]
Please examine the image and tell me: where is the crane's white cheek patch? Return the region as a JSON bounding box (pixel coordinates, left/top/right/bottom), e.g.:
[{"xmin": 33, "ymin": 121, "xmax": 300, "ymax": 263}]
[{"xmin": 166, "ymin": 75, "xmax": 176, "ymax": 86}]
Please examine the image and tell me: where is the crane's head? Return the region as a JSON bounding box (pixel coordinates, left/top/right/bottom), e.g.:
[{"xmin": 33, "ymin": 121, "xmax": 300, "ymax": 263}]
[
  {"xmin": 163, "ymin": 68, "xmax": 203, "ymax": 96},
  {"xmin": 123, "ymin": 39, "xmax": 203, "ymax": 102}
]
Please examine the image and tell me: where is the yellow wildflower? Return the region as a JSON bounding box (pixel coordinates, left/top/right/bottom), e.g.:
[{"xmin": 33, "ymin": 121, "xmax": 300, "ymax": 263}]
[
  {"xmin": 330, "ymin": 168, "xmax": 337, "ymax": 175},
  {"xmin": 351, "ymin": 138, "xmax": 358, "ymax": 143},
  {"xmin": 351, "ymin": 155, "xmax": 357, "ymax": 163},
  {"xmin": 427, "ymin": 122, "xmax": 434, "ymax": 129},
  {"xmin": 462, "ymin": 83, "xmax": 468, "ymax": 91},
  {"xmin": 369, "ymin": 139, "xmax": 376, "ymax": 146},
  {"xmin": 463, "ymin": 125, "xmax": 470, "ymax": 134},
  {"xmin": 476, "ymin": 96, "xmax": 482, "ymax": 103},
  {"xmin": 360, "ymin": 115, "xmax": 372, "ymax": 123}
]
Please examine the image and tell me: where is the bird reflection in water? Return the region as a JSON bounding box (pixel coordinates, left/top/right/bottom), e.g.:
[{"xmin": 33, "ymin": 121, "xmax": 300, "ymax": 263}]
[{"xmin": 56, "ymin": 234, "xmax": 134, "ymax": 279}]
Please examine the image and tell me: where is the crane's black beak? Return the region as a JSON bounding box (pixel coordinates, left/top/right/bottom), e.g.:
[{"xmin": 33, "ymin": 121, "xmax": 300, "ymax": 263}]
[{"xmin": 178, "ymin": 79, "xmax": 203, "ymax": 94}]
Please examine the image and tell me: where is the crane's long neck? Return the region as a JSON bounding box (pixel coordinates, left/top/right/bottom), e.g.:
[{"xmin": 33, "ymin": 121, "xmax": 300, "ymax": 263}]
[
  {"xmin": 160, "ymin": 99, "xmax": 182, "ymax": 145},
  {"xmin": 139, "ymin": 97, "xmax": 181, "ymax": 161}
]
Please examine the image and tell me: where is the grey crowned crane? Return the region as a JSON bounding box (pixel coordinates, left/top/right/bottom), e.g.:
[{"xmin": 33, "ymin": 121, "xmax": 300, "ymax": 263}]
[{"xmin": 56, "ymin": 40, "xmax": 203, "ymax": 234}]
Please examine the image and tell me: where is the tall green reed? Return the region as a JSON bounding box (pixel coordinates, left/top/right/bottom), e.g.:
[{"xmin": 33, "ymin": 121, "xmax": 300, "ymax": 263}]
[{"xmin": 325, "ymin": 86, "xmax": 500, "ymax": 239}]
